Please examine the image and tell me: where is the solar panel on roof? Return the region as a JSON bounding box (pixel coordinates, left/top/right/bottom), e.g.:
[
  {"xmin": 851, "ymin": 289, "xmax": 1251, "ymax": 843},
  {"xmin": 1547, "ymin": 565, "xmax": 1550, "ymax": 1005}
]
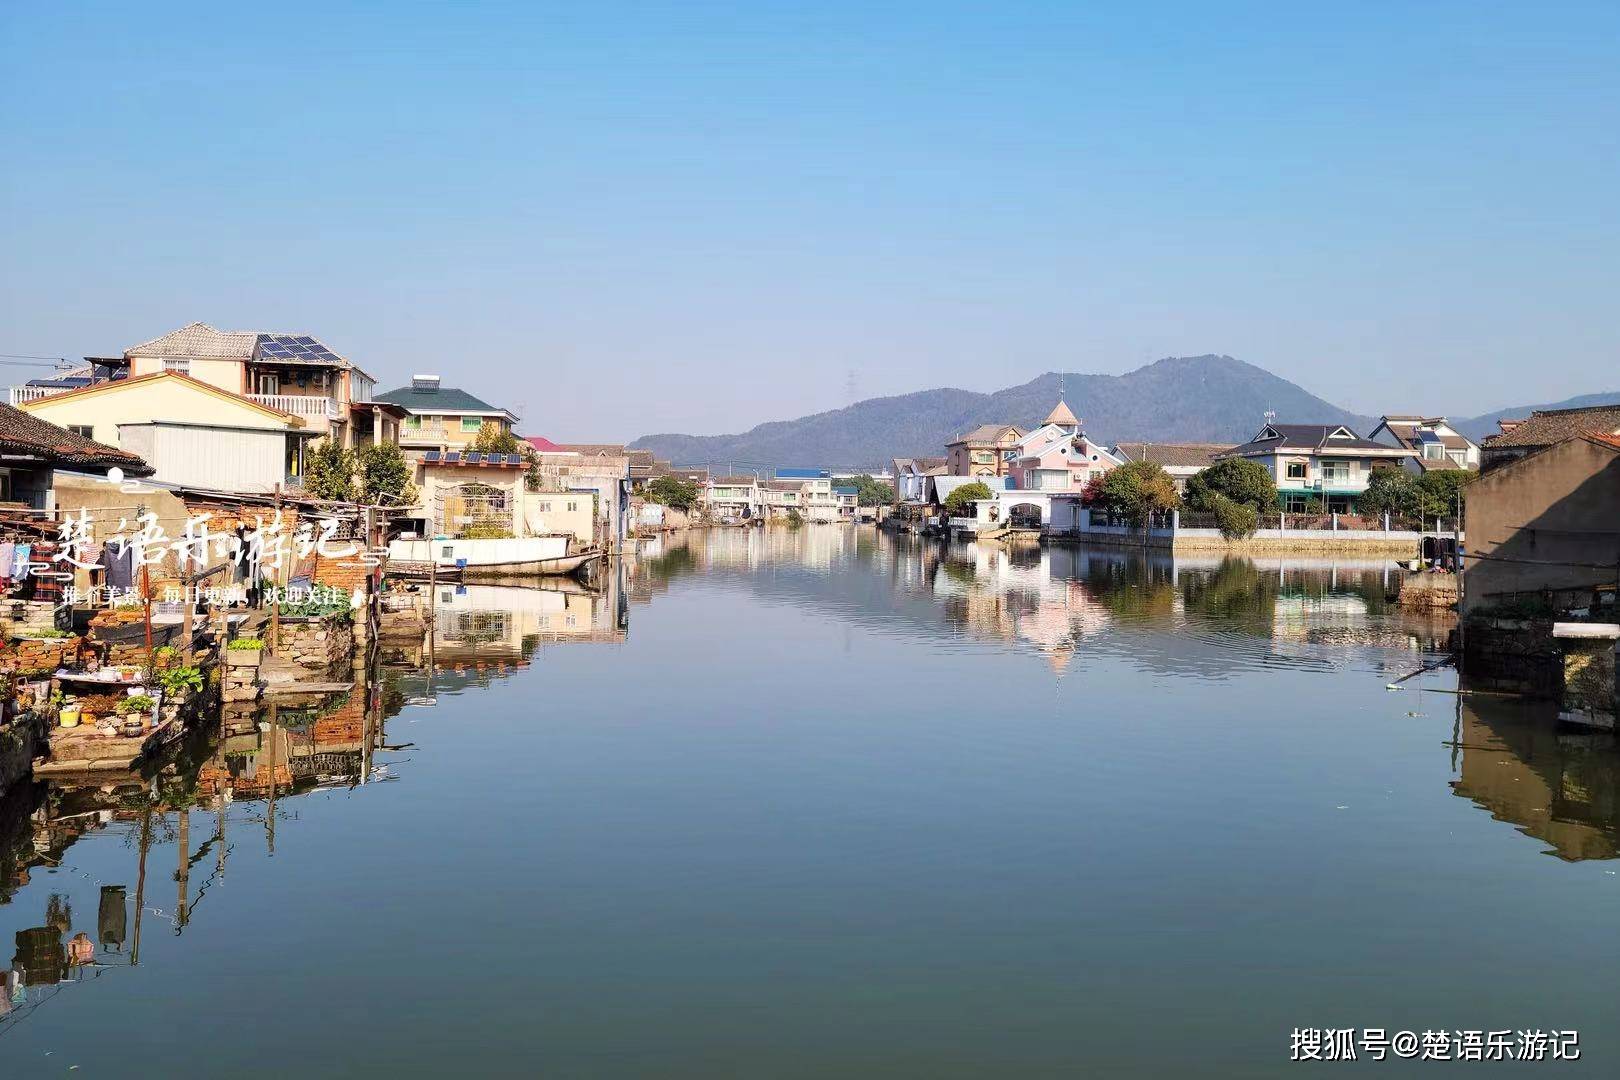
[
  {"xmin": 507, "ymin": 454, "xmax": 523, "ymax": 465},
  {"xmin": 424, "ymin": 450, "xmax": 441, "ymax": 463},
  {"xmin": 444, "ymin": 452, "xmax": 460, "ymax": 463},
  {"xmin": 294, "ymin": 336, "xmax": 316, "ymax": 345},
  {"xmin": 465, "ymin": 452, "xmax": 482, "ymax": 463}
]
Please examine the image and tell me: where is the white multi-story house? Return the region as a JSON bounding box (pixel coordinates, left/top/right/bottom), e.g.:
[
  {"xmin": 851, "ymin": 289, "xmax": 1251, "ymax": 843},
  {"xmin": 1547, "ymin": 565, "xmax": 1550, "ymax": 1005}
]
[
  {"xmin": 1368, "ymin": 415, "xmax": 1480, "ymax": 473},
  {"xmin": 1214, "ymin": 423, "xmax": 1414, "ymax": 514},
  {"xmin": 891, "ymin": 457, "xmax": 948, "ymax": 503},
  {"xmin": 8, "ymin": 322, "xmax": 403, "ymax": 450},
  {"xmin": 704, "ymin": 474, "xmax": 762, "ymax": 520},
  {"xmin": 764, "ymin": 470, "xmax": 841, "ymax": 521}
]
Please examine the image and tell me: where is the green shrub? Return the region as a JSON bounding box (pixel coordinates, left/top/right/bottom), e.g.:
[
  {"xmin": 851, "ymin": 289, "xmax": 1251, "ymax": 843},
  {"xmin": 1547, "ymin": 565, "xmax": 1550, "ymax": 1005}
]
[
  {"xmin": 116, "ymin": 694, "xmax": 156, "ymax": 715},
  {"xmin": 279, "ymin": 593, "xmax": 353, "ymax": 620},
  {"xmin": 1210, "ymin": 495, "xmax": 1259, "ymax": 540},
  {"xmin": 943, "ymin": 481, "xmax": 993, "ymax": 515},
  {"xmin": 227, "ymin": 637, "xmax": 266, "ymax": 650},
  {"xmin": 1185, "ymin": 458, "xmax": 1273, "ymax": 511}
]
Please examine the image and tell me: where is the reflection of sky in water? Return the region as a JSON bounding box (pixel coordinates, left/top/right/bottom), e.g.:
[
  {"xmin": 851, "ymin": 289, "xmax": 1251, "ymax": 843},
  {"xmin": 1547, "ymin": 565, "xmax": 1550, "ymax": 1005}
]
[{"xmin": 1, "ymin": 528, "xmax": 1616, "ymax": 1077}]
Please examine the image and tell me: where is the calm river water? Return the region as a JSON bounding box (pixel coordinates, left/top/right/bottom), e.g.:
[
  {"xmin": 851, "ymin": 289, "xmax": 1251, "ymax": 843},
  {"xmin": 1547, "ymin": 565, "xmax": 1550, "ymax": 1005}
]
[{"xmin": 3, "ymin": 527, "xmax": 1617, "ymax": 1076}]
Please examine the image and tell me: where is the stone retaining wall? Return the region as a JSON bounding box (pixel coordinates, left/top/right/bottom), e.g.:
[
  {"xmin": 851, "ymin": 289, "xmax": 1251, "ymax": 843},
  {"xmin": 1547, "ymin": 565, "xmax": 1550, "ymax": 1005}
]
[
  {"xmin": 1460, "ymin": 618, "xmax": 1564, "ymax": 698},
  {"xmin": 0, "ymin": 600, "xmax": 63, "ymax": 639},
  {"xmin": 1397, "ymin": 572, "xmax": 1461, "ymax": 612},
  {"xmin": 272, "ymin": 614, "xmax": 354, "ymax": 672},
  {"xmin": 222, "ymin": 651, "xmax": 262, "ymax": 704}
]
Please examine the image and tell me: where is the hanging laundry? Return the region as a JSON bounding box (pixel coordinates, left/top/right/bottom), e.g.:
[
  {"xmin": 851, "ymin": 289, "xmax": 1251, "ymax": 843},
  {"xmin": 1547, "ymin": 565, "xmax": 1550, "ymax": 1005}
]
[{"xmin": 104, "ymin": 540, "xmax": 135, "ymax": 589}]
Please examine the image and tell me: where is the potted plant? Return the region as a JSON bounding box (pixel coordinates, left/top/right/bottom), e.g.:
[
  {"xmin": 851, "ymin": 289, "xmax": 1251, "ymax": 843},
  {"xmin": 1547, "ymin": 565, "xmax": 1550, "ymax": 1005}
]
[
  {"xmin": 115, "ymin": 694, "xmax": 155, "ymax": 724},
  {"xmin": 226, "ymin": 637, "xmax": 266, "ymax": 666},
  {"xmin": 53, "ymin": 691, "xmax": 79, "ymax": 728},
  {"xmin": 156, "ymin": 664, "xmax": 204, "ymax": 703}
]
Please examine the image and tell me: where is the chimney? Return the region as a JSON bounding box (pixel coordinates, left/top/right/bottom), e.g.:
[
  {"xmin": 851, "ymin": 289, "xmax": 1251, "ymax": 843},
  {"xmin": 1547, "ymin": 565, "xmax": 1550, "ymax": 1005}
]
[{"xmin": 412, "ymin": 374, "xmax": 441, "ymax": 392}]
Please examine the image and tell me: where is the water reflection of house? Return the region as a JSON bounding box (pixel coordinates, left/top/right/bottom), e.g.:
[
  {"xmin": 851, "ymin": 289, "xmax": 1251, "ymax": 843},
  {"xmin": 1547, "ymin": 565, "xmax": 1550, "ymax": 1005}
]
[
  {"xmin": 931, "ymin": 545, "xmax": 1112, "ymax": 671},
  {"xmin": 1451, "ymin": 696, "xmax": 1620, "ymax": 861},
  {"xmin": 430, "ymin": 579, "xmax": 628, "ymax": 661}
]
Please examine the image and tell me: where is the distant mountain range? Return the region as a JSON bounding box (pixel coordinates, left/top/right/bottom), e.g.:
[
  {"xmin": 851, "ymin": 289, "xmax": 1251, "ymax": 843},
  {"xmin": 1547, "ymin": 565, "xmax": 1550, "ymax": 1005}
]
[
  {"xmin": 630, "ymin": 355, "xmax": 1373, "ymax": 469},
  {"xmin": 628, "ymin": 355, "xmax": 1620, "ymax": 470},
  {"xmin": 1452, "ymin": 391, "xmax": 1620, "ymax": 442}
]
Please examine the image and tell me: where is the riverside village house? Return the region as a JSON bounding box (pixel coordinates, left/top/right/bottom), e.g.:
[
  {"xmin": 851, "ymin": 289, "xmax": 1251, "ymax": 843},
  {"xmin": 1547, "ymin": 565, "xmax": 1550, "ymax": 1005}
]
[
  {"xmin": 946, "ymin": 424, "xmax": 1025, "ymax": 479},
  {"xmin": 10, "ymin": 322, "xmax": 405, "ymax": 450},
  {"xmin": 1368, "ymin": 415, "xmax": 1481, "ymax": 473},
  {"xmin": 1214, "ymin": 423, "xmax": 1415, "ymax": 514}
]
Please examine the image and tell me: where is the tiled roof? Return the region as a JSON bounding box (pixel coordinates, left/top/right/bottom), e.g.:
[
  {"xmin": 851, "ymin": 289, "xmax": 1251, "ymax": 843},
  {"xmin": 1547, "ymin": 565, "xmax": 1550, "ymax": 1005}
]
[
  {"xmin": 711, "ymin": 475, "xmax": 757, "ymax": 485},
  {"xmin": 1043, "ymin": 400, "xmax": 1080, "ymax": 426},
  {"xmin": 1479, "ymin": 405, "xmax": 1620, "ymax": 450},
  {"xmin": 376, "ymin": 383, "xmax": 516, "ymax": 418},
  {"xmin": 124, "ymin": 322, "xmax": 359, "ymax": 371},
  {"xmin": 1220, "ymin": 423, "xmax": 1398, "ymax": 458},
  {"xmin": 951, "ymin": 424, "xmax": 1024, "ymax": 445},
  {"xmin": 1111, "ymin": 442, "xmax": 1230, "ymax": 468},
  {"xmin": 551, "ymin": 443, "xmax": 627, "ymax": 457},
  {"xmin": 125, "ymin": 322, "xmax": 257, "ymax": 359},
  {"xmin": 0, "ymin": 404, "xmax": 152, "ymax": 474}
]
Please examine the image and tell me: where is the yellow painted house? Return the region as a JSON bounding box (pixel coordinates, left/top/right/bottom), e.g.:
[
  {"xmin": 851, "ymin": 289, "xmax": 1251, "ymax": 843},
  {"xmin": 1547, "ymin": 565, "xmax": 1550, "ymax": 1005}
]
[{"xmin": 21, "ymin": 372, "xmax": 312, "ymax": 493}]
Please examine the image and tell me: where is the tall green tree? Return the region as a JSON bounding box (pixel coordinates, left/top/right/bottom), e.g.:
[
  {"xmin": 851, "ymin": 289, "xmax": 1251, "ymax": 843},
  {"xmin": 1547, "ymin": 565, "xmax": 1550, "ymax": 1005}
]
[
  {"xmin": 357, "ymin": 442, "xmax": 416, "ymax": 505},
  {"xmin": 646, "ymin": 474, "xmax": 700, "ymax": 511},
  {"xmin": 1185, "ymin": 457, "xmax": 1274, "ymax": 511},
  {"xmin": 843, "ymin": 474, "xmax": 896, "ymax": 506},
  {"xmin": 1357, "ymin": 469, "xmax": 1421, "ymax": 519},
  {"xmin": 1098, "ymin": 461, "xmax": 1179, "ymax": 525},
  {"xmin": 303, "ymin": 441, "xmax": 356, "ymax": 501},
  {"xmin": 472, "ymin": 423, "xmax": 523, "ymax": 455},
  {"xmin": 1417, "ymin": 469, "xmax": 1472, "ymax": 518}
]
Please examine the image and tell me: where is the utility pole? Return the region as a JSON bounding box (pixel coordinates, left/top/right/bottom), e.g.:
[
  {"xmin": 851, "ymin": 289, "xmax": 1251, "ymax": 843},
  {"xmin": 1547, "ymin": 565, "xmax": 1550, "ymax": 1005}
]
[
  {"xmin": 269, "ymin": 484, "xmax": 282, "ymax": 650},
  {"xmin": 175, "ymin": 807, "xmax": 190, "ymax": 932},
  {"xmin": 131, "ymin": 803, "xmax": 152, "ymax": 966}
]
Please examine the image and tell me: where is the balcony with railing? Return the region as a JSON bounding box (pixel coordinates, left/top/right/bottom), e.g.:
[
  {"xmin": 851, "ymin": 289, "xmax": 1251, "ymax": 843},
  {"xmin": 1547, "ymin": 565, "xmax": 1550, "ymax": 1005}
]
[
  {"xmin": 8, "ymin": 384, "xmax": 67, "ymax": 406},
  {"xmin": 247, "ymin": 393, "xmax": 341, "ymax": 421},
  {"xmin": 399, "ymin": 422, "xmax": 456, "ymax": 446}
]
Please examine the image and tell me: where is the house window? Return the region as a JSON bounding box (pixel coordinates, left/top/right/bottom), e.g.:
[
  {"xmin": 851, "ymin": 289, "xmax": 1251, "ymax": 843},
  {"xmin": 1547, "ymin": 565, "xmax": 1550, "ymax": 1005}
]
[
  {"xmin": 163, "ymin": 359, "xmax": 191, "ymax": 375},
  {"xmin": 65, "ymin": 424, "xmax": 93, "ymax": 438},
  {"xmin": 461, "ymin": 416, "xmax": 483, "ymax": 433},
  {"xmin": 567, "ymin": 501, "xmax": 578, "ymax": 512},
  {"xmin": 537, "ymin": 502, "xmax": 551, "ymax": 512},
  {"xmin": 1320, "ymin": 460, "xmax": 1351, "ymax": 484},
  {"xmin": 1285, "ymin": 462, "xmax": 1308, "ymax": 480},
  {"xmin": 406, "ymin": 415, "xmax": 421, "ymax": 429},
  {"xmin": 1424, "ymin": 442, "xmax": 1444, "ymax": 460}
]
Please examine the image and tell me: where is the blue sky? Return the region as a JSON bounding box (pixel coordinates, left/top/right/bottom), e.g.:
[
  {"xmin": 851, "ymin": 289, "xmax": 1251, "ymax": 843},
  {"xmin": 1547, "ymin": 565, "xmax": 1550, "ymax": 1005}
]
[{"xmin": 2, "ymin": 2, "xmax": 1616, "ymax": 440}]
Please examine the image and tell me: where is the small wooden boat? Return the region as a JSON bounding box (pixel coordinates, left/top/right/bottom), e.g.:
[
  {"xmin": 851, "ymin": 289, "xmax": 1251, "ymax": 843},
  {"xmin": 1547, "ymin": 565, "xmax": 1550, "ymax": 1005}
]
[
  {"xmin": 386, "ymin": 536, "xmax": 602, "ymax": 580},
  {"xmin": 459, "ymin": 548, "xmax": 601, "ymax": 581}
]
